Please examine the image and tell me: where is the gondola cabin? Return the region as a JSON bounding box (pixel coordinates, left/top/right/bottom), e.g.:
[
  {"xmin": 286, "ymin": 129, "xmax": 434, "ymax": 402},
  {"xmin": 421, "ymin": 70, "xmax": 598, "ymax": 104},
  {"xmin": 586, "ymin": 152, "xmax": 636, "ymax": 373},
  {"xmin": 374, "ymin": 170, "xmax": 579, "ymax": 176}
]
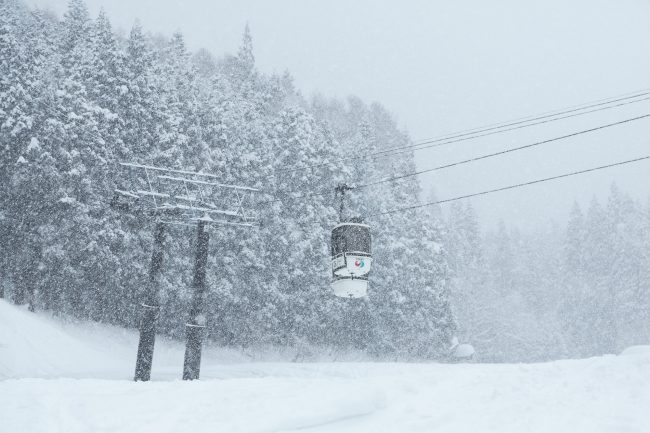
[{"xmin": 331, "ymin": 220, "xmax": 372, "ymax": 298}]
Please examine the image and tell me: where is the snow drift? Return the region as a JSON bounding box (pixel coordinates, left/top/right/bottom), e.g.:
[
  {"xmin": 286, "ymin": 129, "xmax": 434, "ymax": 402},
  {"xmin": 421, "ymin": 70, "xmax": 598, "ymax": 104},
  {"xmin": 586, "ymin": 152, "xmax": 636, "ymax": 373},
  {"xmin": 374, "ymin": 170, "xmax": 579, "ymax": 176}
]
[{"xmin": 1, "ymin": 300, "xmax": 650, "ymax": 433}]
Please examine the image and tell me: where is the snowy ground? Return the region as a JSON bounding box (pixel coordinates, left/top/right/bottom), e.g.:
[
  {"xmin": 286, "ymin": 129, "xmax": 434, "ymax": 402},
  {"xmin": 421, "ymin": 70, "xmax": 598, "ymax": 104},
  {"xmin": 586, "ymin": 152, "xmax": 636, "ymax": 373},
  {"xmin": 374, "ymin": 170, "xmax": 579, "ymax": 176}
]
[{"xmin": 2, "ymin": 300, "xmax": 650, "ymax": 433}]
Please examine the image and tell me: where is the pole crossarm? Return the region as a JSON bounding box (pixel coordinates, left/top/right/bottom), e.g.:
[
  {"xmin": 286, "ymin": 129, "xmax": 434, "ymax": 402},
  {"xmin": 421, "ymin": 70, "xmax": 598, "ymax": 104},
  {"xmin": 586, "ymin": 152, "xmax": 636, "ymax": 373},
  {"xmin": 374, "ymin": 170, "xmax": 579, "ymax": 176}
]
[
  {"xmin": 112, "ymin": 162, "xmax": 261, "ymax": 228},
  {"xmin": 156, "ymin": 174, "xmax": 260, "ymax": 192}
]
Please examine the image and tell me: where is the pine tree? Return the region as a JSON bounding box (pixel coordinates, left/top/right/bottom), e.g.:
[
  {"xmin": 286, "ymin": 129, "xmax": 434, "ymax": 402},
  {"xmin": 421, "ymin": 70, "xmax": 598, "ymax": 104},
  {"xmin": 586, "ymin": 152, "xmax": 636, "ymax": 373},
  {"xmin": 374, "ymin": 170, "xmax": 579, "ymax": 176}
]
[
  {"xmin": 235, "ymin": 24, "xmax": 255, "ymax": 85},
  {"xmin": 605, "ymin": 184, "xmax": 645, "ymax": 351},
  {"xmin": 582, "ymin": 197, "xmax": 613, "ymax": 354}
]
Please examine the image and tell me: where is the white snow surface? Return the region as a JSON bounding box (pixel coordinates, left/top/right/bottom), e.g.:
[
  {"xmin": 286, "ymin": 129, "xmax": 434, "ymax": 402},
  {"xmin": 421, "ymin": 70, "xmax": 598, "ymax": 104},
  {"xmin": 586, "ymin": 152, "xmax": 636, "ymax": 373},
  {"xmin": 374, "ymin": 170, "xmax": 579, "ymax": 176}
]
[{"xmin": 2, "ymin": 300, "xmax": 650, "ymax": 433}]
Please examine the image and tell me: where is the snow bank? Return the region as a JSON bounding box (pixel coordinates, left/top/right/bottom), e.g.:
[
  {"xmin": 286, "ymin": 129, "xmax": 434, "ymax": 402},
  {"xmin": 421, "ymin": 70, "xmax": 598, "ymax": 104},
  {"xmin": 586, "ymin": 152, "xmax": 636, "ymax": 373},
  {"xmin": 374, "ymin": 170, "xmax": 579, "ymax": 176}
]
[
  {"xmin": 0, "ymin": 301, "xmax": 127, "ymax": 379},
  {"xmin": 2, "ymin": 300, "xmax": 650, "ymax": 433},
  {"xmin": 0, "ymin": 299, "xmax": 173, "ymax": 379},
  {"xmin": 620, "ymin": 345, "xmax": 650, "ymax": 357}
]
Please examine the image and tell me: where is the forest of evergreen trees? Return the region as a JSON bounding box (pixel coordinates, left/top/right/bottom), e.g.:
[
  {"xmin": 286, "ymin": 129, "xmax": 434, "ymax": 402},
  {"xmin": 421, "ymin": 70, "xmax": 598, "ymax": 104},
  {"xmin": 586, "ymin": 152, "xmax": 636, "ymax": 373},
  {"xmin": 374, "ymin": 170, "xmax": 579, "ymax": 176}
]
[
  {"xmin": 2, "ymin": 0, "xmax": 649, "ymax": 363},
  {"xmin": 446, "ymin": 185, "xmax": 650, "ymax": 362},
  {"xmin": 0, "ymin": 0, "xmax": 454, "ymax": 360}
]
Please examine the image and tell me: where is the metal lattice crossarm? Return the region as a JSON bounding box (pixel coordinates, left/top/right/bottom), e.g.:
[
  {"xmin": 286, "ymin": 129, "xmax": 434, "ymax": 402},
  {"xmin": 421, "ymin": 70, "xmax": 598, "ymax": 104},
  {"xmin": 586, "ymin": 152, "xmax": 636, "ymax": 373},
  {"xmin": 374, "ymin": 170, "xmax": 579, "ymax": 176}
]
[{"xmin": 112, "ymin": 162, "xmax": 261, "ymax": 228}]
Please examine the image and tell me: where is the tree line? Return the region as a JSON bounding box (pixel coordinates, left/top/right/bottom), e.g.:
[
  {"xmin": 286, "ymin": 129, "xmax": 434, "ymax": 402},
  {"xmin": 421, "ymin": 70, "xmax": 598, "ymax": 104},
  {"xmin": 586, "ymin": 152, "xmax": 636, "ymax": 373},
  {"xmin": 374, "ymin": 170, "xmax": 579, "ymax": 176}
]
[
  {"xmin": 447, "ymin": 185, "xmax": 650, "ymax": 362},
  {"xmin": 0, "ymin": 0, "xmax": 455, "ymax": 360}
]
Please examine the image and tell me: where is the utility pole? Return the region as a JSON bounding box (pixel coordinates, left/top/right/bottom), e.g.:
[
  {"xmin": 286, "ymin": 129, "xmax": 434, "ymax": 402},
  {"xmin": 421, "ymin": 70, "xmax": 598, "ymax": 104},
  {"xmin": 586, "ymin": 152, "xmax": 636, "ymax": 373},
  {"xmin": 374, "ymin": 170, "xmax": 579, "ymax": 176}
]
[
  {"xmin": 182, "ymin": 220, "xmax": 209, "ymax": 380},
  {"xmin": 111, "ymin": 162, "xmax": 259, "ymax": 382},
  {"xmin": 134, "ymin": 221, "xmax": 166, "ymax": 381}
]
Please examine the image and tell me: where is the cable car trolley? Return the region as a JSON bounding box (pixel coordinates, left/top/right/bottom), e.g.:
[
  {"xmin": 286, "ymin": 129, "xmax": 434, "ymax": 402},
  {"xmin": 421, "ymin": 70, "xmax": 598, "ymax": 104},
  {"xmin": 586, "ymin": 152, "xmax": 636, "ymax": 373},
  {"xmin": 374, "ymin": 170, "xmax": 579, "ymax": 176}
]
[{"xmin": 330, "ymin": 184, "xmax": 372, "ymax": 298}]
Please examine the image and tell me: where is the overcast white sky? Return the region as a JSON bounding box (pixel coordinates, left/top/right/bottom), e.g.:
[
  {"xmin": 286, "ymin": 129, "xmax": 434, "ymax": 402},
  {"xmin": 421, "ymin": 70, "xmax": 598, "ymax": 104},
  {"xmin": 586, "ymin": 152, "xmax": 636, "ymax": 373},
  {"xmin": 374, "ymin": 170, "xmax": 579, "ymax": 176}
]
[{"xmin": 28, "ymin": 0, "xmax": 650, "ymax": 229}]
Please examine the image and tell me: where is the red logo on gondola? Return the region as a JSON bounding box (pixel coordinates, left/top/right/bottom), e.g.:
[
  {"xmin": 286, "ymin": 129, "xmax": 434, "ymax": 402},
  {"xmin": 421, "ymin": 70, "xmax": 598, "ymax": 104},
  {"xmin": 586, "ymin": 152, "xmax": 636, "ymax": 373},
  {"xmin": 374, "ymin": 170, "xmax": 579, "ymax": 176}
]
[{"xmin": 354, "ymin": 259, "xmax": 365, "ymax": 268}]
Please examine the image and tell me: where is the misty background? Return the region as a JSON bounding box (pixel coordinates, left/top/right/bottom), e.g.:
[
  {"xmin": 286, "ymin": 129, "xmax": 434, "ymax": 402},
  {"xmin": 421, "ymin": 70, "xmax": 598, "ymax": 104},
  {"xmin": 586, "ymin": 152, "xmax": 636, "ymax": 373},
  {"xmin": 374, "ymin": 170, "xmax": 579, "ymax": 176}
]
[
  {"xmin": 25, "ymin": 0, "xmax": 650, "ymax": 228},
  {"xmin": 4, "ymin": 0, "xmax": 650, "ymax": 363}
]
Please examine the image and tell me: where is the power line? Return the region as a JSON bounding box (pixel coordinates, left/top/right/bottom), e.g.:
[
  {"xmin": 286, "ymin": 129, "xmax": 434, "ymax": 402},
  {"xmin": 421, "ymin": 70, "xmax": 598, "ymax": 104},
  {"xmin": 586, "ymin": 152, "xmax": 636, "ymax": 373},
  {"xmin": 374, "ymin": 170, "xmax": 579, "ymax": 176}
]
[
  {"xmin": 370, "ymin": 155, "xmax": 650, "ymax": 217},
  {"xmin": 382, "ymin": 95, "xmax": 650, "ymax": 156},
  {"xmin": 355, "ymin": 112, "xmax": 650, "ymax": 190},
  {"xmin": 413, "ymin": 88, "xmax": 650, "ymax": 144},
  {"xmin": 259, "ymin": 112, "xmax": 650, "ymax": 206},
  {"xmin": 274, "ymin": 92, "xmax": 650, "ymax": 175}
]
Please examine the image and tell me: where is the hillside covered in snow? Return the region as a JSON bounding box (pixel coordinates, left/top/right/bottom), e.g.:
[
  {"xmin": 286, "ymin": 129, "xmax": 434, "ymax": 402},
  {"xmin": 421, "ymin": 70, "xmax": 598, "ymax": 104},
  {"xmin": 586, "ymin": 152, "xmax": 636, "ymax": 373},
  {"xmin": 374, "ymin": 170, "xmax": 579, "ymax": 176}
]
[{"xmin": 2, "ymin": 300, "xmax": 650, "ymax": 433}]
